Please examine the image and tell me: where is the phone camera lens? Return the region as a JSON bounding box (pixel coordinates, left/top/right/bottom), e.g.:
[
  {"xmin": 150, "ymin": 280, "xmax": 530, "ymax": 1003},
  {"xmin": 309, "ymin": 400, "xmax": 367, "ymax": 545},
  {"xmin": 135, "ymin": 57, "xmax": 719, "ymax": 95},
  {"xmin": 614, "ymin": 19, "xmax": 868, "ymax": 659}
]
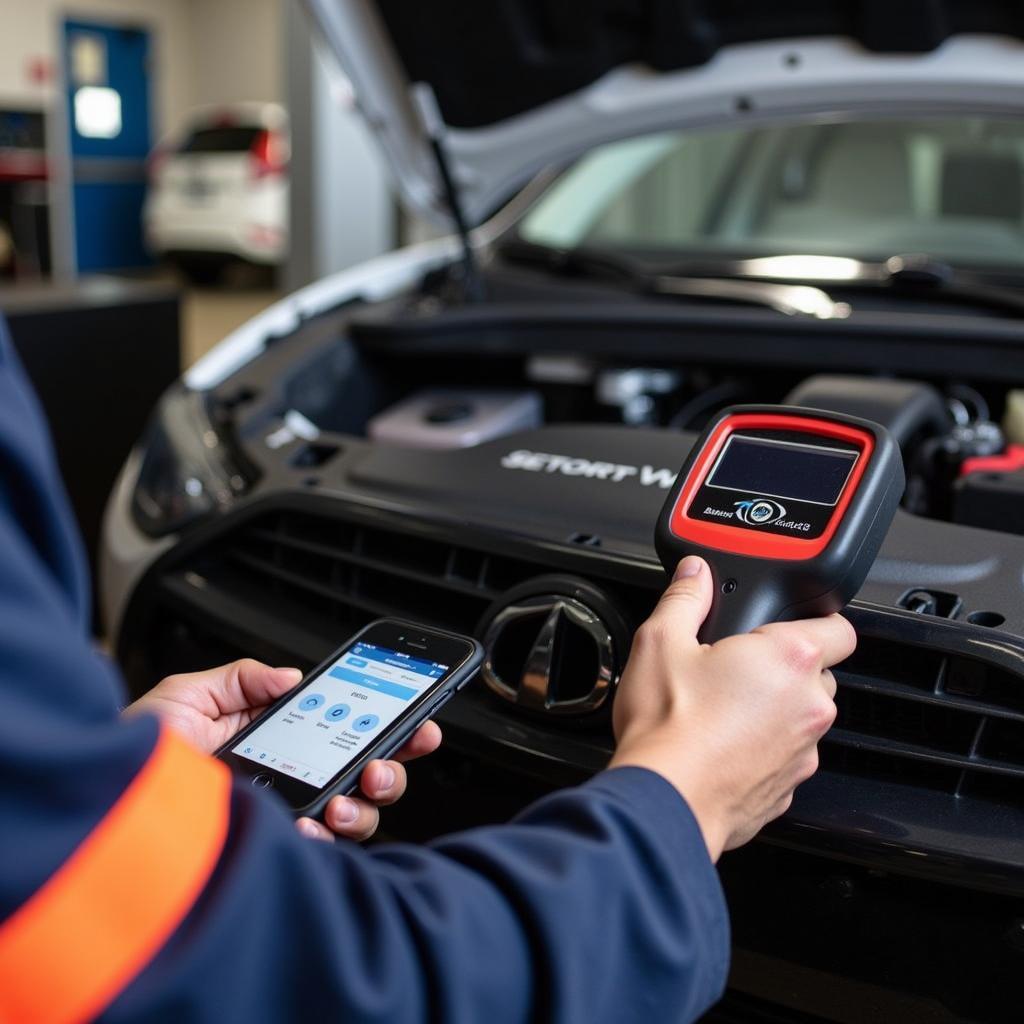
[{"xmin": 722, "ymin": 579, "xmax": 738, "ymax": 595}]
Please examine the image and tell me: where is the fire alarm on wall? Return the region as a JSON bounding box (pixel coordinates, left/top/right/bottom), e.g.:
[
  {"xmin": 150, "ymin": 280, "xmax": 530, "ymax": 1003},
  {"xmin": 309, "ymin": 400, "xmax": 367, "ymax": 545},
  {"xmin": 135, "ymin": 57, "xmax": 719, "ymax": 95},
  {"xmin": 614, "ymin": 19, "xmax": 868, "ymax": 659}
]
[{"xmin": 26, "ymin": 56, "xmax": 53, "ymax": 86}]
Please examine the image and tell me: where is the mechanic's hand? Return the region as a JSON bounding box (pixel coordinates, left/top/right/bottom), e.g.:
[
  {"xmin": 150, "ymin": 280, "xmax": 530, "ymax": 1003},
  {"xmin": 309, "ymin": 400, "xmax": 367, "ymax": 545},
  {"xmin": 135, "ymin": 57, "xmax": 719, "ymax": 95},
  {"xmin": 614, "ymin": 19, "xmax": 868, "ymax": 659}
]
[
  {"xmin": 125, "ymin": 659, "xmax": 442, "ymax": 843},
  {"xmin": 610, "ymin": 556, "xmax": 855, "ymax": 862}
]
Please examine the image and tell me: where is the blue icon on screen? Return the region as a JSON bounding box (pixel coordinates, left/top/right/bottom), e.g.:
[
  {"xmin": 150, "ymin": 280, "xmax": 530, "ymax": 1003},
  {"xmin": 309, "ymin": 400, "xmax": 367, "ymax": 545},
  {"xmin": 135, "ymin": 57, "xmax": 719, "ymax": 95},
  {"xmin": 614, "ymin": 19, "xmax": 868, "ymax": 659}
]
[
  {"xmin": 352, "ymin": 713, "xmax": 380, "ymax": 733},
  {"xmin": 298, "ymin": 693, "xmax": 326, "ymax": 712},
  {"xmin": 325, "ymin": 703, "xmax": 351, "ymax": 723},
  {"xmin": 347, "ymin": 656, "xmax": 368, "ymax": 668}
]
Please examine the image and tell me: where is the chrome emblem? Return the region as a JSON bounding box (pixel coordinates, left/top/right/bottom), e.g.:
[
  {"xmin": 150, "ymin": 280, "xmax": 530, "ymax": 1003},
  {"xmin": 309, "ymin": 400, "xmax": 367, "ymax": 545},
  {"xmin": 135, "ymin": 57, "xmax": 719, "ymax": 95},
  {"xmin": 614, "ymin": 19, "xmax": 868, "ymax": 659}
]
[{"xmin": 481, "ymin": 595, "xmax": 617, "ymax": 714}]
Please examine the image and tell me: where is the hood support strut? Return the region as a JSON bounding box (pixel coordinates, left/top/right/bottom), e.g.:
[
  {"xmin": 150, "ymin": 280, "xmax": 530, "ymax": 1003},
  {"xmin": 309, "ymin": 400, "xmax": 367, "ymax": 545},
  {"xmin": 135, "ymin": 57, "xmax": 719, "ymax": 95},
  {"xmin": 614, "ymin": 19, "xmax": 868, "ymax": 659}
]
[{"xmin": 413, "ymin": 84, "xmax": 484, "ymax": 303}]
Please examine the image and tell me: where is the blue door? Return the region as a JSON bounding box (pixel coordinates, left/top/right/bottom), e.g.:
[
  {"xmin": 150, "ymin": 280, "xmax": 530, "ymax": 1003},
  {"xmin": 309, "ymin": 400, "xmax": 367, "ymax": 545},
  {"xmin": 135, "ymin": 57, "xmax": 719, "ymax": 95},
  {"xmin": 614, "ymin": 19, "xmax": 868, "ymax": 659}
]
[{"xmin": 63, "ymin": 20, "xmax": 152, "ymax": 272}]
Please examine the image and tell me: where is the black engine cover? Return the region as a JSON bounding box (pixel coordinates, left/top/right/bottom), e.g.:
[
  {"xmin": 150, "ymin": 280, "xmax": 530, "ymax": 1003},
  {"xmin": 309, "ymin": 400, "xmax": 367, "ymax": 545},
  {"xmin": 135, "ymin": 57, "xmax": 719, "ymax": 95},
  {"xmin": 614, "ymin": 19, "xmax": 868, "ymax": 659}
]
[{"xmin": 347, "ymin": 424, "xmax": 695, "ymax": 554}]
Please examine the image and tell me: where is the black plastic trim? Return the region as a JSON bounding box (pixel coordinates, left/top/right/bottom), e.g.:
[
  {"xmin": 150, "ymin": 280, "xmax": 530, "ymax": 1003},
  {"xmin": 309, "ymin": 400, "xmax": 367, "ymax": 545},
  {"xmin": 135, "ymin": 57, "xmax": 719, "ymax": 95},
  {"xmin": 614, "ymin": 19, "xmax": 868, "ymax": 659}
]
[{"xmin": 119, "ymin": 488, "xmax": 1024, "ymax": 894}]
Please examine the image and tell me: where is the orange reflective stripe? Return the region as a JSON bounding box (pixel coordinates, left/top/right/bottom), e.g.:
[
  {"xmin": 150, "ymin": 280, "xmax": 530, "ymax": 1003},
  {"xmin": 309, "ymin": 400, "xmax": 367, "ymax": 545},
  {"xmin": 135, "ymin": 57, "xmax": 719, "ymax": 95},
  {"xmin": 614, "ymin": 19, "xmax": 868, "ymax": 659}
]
[{"xmin": 0, "ymin": 727, "xmax": 231, "ymax": 1024}]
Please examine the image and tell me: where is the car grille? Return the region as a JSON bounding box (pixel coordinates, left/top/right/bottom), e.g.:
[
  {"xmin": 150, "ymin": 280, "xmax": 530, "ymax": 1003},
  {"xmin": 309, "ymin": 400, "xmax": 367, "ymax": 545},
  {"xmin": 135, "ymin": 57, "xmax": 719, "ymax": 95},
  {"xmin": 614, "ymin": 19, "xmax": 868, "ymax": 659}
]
[
  {"xmin": 131, "ymin": 506, "xmax": 1024, "ymax": 807},
  {"xmin": 222, "ymin": 509, "xmax": 567, "ymax": 634},
  {"xmin": 828, "ymin": 625, "xmax": 1024, "ymax": 803}
]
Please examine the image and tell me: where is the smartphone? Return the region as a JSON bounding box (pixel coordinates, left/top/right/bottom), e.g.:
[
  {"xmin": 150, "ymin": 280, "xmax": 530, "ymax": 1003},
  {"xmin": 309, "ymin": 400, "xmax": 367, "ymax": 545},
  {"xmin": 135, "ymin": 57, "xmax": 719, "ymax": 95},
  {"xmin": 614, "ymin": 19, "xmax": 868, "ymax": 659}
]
[{"xmin": 218, "ymin": 618, "xmax": 483, "ymax": 819}]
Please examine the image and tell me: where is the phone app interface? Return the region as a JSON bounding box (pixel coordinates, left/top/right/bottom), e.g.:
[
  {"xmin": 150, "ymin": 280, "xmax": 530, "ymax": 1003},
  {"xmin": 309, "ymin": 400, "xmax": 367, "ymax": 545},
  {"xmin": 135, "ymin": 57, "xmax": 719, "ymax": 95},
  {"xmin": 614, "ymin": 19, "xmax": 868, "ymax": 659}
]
[{"xmin": 233, "ymin": 642, "xmax": 449, "ymax": 787}]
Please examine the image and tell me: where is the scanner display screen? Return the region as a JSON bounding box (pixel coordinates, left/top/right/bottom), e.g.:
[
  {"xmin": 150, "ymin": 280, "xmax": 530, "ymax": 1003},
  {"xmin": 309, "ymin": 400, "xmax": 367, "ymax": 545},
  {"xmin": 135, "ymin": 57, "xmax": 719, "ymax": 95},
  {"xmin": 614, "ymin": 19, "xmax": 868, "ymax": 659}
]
[{"xmin": 707, "ymin": 436, "xmax": 858, "ymax": 507}]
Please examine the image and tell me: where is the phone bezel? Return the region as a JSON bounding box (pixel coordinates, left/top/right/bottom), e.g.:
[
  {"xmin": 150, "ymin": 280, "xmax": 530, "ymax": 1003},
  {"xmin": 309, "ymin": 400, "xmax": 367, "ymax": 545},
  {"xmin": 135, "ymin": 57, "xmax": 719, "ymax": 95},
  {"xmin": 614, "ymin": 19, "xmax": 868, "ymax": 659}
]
[{"xmin": 219, "ymin": 619, "xmax": 477, "ymax": 812}]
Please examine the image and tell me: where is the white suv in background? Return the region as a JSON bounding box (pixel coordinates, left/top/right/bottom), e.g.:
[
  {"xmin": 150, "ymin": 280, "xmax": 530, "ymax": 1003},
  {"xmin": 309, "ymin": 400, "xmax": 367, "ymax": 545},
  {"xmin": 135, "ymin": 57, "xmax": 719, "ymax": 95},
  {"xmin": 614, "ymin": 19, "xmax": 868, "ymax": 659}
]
[{"xmin": 144, "ymin": 102, "xmax": 289, "ymax": 282}]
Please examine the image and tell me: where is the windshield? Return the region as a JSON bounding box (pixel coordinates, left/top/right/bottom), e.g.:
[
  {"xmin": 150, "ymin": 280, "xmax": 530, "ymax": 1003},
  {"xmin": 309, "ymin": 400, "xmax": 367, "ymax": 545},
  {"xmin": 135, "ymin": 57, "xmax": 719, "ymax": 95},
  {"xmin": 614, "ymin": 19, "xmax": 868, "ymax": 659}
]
[{"xmin": 518, "ymin": 117, "xmax": 1024, "ymax": 271}]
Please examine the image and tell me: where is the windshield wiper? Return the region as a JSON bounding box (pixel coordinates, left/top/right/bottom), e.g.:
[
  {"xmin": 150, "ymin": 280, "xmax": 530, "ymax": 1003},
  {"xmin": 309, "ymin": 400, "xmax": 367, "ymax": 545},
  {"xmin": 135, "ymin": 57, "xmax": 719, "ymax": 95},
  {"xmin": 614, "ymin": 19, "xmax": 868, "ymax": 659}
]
[
  {"xmin": 875, "ymin": 254, "xmax": 1024, "ymax": 318},
  {"xmin": 648, "ymin": 276, "xmax": 850, "ymax": 319},
  {"xmin": 501, "ymin": 241, "xmax": 1024, "ymax": 320},
  {"xmin": 498, "ymin": 239, "xmax": 645, "ymax": 282},
  {"xmin": 711, "ymin": 252, "xmax": 1024, "ymax": 319},
  {"xmin": 498, "ymin": 241, "xmax": 851, "ymax": 319}
]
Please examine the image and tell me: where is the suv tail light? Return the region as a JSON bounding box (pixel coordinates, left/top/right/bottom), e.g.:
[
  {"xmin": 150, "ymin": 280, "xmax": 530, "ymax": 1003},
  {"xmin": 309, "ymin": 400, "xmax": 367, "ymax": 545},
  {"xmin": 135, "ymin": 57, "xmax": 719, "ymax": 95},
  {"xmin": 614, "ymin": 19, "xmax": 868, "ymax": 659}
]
[
  {"xmin": 146, "ymin": 145, "xmax": 168, "ymax": 181},
  {"xmin": 249, "ymin": 129, "xmax": 287, "ymax": 179}
]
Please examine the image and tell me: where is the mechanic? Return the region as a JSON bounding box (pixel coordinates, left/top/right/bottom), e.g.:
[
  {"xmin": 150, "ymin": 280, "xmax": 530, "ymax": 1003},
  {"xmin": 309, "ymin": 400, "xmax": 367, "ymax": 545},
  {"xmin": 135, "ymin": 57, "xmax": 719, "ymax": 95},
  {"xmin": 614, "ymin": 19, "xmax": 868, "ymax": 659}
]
[{"xmin": 0, "ymin": 318, "xmax": 853, "ymax": 1024}]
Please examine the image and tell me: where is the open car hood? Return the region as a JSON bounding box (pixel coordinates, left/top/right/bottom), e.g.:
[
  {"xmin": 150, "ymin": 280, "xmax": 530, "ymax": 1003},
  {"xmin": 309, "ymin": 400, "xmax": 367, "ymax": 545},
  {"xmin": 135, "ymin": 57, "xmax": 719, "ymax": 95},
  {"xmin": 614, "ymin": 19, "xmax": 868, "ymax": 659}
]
[{"xmin": 303, "ymin": 1, "xmax": 1024, "ymax": 228}]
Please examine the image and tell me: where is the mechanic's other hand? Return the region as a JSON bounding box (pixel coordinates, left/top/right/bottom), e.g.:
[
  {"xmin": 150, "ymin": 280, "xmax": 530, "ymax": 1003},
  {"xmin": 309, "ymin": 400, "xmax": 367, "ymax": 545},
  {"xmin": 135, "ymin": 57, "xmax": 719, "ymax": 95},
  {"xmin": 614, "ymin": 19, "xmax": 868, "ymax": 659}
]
[
  {"xmin": 610, "ymin": 556, "xmax": 855, "ymax": 862},
  {"xmin": 294, "ymin": 722, "xmax": 441, "ymax": 843},
  {"xmin": 125, "ymin": 658, "xmax": 304, "ymax": 751},
  {"xmin": 126, "ymin": 659, "xmax": 442, "ymax": 843}
]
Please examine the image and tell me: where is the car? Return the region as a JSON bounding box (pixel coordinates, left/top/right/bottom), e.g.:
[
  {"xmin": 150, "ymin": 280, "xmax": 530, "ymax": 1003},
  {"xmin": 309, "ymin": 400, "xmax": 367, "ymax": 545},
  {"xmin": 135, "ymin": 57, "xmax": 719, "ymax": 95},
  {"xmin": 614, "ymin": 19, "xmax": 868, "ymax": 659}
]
[
  {"xmin": 103, "ymin": 5, "xmax": 1024, "ymax": 1021},
  {"xmin": 143, "ymin": 102, "xmax": 289, "ymax": 282}
]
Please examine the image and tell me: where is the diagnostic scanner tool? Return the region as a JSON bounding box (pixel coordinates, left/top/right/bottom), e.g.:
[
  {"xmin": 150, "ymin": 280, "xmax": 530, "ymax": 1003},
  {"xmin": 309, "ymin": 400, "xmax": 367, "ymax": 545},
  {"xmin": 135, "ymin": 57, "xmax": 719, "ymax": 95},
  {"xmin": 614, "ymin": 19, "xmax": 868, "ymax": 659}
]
[{"xmin": 655, "ymin": 405, "xmax": 904, "ymax": 643}]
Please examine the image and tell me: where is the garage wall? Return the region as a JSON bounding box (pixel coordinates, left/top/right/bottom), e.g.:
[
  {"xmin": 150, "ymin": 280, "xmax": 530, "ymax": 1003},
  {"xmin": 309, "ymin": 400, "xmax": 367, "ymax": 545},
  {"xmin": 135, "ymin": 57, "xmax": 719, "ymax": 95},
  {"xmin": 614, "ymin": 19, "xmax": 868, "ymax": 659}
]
[
  {"xmin": 0, "ymin": 0, "xmax": 195, "ymax": 137},
  {"xmin": 0, "ymin": 0, "xmax": 284, "ymax": 138},
  {"xmin": 186, "ymin": 0, "xmax": 284, "ymax": 109}
]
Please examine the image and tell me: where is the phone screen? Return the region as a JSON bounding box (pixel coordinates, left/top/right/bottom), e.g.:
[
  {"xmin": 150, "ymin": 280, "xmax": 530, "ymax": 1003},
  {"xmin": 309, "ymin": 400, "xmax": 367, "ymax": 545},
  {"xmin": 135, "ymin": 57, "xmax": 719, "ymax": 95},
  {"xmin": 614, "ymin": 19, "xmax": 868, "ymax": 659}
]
[{"xmin": 231, "ymin": 641, "xmax": 450, "ymax": 788}]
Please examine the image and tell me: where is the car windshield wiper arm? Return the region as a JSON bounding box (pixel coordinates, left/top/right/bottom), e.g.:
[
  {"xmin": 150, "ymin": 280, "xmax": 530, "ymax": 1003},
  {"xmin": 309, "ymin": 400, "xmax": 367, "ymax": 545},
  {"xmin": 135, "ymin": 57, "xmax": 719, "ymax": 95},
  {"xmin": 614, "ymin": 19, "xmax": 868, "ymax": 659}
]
[
  {"xmin": 503, "ymin": 241, "xmax": 1024, "ymax": 320},
  {"xmin": 648, "ymin": 275, "xmax": 851, "ymax": 319},
  {"xmin": 706, "ymin": 252, "xmax": 1024, "ymax": 319},
  {"xmin": 498, "ymin": 240, "xmax": 851, "ymax": 318},
  {"xmin": 498, "ymin": 239, "xmax": 645, "ymax": 282},
  {"xmin": 874, "ymin": 254, "xmax": 1024, "ymax": 318}
]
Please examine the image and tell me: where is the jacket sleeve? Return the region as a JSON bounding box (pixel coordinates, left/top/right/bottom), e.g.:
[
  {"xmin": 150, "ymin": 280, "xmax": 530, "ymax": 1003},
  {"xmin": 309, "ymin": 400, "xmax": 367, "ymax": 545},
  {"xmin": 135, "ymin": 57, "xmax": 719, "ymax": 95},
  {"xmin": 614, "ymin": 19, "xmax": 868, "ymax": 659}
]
[
  {"xmin": 0, "ymin": 319, "xmax": 730, "ymax": 1024},
  {"xmin": 108, "ymin": 765, "xmax": 729, "ymax": 1024}
]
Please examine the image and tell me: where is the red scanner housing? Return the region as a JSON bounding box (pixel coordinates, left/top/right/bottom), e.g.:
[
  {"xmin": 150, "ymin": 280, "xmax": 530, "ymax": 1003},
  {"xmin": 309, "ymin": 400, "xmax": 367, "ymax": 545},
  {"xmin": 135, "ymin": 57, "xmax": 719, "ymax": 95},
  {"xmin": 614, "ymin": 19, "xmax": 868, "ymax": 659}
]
[
  {"xmin": 668, "ymin": 412, "xmax": 875, "ymax": 560},
  {"xmin": 656, "ymin": 405, "xmax": 903, "ymax": 642}
]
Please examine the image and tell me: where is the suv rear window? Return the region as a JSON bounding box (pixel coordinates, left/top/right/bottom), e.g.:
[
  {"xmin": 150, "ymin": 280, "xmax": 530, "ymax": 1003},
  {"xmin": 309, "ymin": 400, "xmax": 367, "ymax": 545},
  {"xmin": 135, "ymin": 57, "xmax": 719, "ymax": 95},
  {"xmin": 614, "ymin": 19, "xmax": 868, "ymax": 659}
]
[{"xmin": 179, "ymin": 126, "xmax": 262, "ymax": 154}]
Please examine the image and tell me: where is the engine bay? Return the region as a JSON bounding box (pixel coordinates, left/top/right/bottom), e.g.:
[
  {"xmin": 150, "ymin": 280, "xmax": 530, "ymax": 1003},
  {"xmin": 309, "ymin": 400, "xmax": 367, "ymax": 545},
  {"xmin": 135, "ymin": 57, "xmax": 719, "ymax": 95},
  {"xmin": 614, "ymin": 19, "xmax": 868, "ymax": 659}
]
[
  {"xmin": 258, "ymin": 295, "xmax": 1024, "ymax": 553},
  {"xmin": 125, "ymin": 282, "xmax": 1024, "ymax": 660},
  {"xmin": 113, "ymin": 272, "xmax": 1024, "ymax": 921}
]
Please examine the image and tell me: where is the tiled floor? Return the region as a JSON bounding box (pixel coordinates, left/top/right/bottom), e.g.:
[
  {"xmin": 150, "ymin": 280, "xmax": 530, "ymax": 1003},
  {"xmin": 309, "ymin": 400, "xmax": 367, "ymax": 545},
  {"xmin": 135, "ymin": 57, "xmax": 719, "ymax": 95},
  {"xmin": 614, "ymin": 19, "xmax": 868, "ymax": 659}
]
[{"xmin": 180, "ymin": 285, "xmax": 281, "ymax": 368}]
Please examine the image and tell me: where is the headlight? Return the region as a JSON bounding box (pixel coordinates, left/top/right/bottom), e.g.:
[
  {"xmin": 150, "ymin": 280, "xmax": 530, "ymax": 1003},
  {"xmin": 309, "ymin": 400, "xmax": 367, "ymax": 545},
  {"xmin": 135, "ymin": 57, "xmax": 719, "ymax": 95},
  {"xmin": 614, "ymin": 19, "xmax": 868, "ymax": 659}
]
[{"xmin": 131, "ymin": 387, "xmax": 255, "ymax": 537}]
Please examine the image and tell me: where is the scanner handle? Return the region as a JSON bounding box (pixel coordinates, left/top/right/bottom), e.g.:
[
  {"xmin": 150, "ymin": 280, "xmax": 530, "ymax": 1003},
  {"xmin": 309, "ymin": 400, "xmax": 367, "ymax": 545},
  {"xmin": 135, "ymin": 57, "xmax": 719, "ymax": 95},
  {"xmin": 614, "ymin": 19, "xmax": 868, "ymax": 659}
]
[{"xmin": 696, "ymin": 570, "xmax": 784, "ymax": 644}]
